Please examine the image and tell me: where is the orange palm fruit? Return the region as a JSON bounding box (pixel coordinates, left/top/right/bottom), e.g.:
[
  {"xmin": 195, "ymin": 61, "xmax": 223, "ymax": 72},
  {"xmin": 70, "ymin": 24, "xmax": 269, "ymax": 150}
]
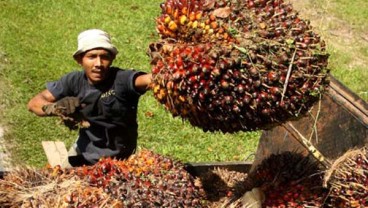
[
  {"xmin": 209, "ymin": 14, "xmax": 216, "ymax": 21},
  {"xmin": 210, "ymin": 21, "xmax": 218, "ymax": 29},
  {"xmin": 179, "ymin": 15, "xmax": 187, "ymax": 25},
  {"xmin": 195, "ymin": 11, "xmax": 202, "ymax": 20},
  {"xmin": 168, "ymin": 21, "xmax": 178, "ymax": 31},
  {"xmin": 189, "ymin": 11, "xmax": 196, "ymax": 21},
  {"xmin": 181, "ymin": 6, "xmax": 188, "ymax": 15}
]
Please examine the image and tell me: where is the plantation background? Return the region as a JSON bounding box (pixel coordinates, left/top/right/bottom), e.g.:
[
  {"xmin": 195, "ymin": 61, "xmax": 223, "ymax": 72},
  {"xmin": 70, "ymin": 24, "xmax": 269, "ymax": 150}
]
[{"xmin": 0, "ymin": 0, "xmax": 367, "ymax": 167}]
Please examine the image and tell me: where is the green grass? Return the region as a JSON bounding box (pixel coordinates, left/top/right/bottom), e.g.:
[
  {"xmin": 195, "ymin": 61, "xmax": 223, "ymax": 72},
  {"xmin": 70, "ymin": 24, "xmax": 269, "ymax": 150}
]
[
  {"xmin": 326, "ymin": 0, "xmax": 368, "ymax": 100},
  {"xmin": 329, "ymin": 0, "xmax": 368, "ymax": 30},
  {"xmin": 0, "ymin": 0, "xmax": 367, "ymax": 167},
  {"xmin": 0, "ymin": 0, "xmax": 260, "ymax": 167}
]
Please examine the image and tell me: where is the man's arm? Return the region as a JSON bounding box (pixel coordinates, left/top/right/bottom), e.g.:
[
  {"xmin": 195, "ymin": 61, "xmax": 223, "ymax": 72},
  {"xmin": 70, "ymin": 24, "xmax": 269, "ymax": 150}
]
[
  {"xmin": 134, "ymin": 73, "xmax": 152, "ymax": 92},
  {"xmin": 27, "ymin": 89, "xmax": 57, "ymax": 116}
]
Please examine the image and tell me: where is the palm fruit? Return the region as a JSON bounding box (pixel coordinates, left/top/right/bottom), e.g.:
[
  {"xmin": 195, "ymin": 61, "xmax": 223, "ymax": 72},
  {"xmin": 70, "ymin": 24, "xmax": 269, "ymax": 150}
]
[
  {"xmin": 74, "ymin": 149, "xmax": 206, "ymax": 207},
  {"xmin": 0, "ymin": 150, "xmax": 206, "ymax": 207},
  {"xmin": 0, "ymin": 167, "xmax": 120, "ymax": 208},
  {"xmin": 243, "ymin": 152, "xmax": 328, "ymax": 207},
  {"xmin": 324, "ymin": 147, "xmax": 368, "ymax": 207},
  {"xmin": 148, "ymin": 0, "xmax": 330, "ymax": 133}
]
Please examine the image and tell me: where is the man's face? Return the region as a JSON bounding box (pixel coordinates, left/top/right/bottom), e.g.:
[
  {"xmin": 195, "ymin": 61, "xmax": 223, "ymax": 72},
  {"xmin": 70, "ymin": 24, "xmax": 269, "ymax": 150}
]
[{"xmin": 77, "ymin": 48, "xmax": 115, "ymax": 84}]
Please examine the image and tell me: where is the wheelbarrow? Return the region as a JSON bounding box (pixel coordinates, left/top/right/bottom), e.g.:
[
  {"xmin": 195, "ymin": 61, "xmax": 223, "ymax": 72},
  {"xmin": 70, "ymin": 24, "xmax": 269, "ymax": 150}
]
[{"xmin": 186, "ymin": 74, "xmax": 368, "ymax": 176}]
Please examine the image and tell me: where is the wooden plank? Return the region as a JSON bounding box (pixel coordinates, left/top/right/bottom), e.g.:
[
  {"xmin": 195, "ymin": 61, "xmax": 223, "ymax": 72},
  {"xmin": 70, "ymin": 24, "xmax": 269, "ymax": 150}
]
[
  {"xmin": 185, "ymin": 161, "xmax": 253, "ymax": 177},
  {"xmin": 42, "ymin": 141, "xmax": 68, "ymax": 167},
  {"xmin": 329, "ymin": 76, "xmax": 368, "ymax": 119},
  {"xmin": 54, "ymin": 141, "xmax": 68, "ymax": 165}
]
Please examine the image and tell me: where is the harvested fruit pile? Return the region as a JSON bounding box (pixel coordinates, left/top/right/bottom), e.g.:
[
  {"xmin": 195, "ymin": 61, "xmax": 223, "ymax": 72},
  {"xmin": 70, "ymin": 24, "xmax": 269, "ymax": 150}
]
[
  {"xmin": 244, "ymin": 152, "xmax": 328, "ymax": 207},
  {"xmin": 223, "ymin": 147, "xmax": 368, "ymax": 208},
  {"xmin": 148, "ymin": 0, "xmax": 330, "ymax": 133},
  {"xmin": 0, "ymin": 149, "xmax": 206, "ymax": 208},
  {"xmin": 324, "ymin": 147, "xmax": 368, "ymax": 207},
  {"xmin": 2, "ymin": 148, "xmax": 368, "ymax": 207}
]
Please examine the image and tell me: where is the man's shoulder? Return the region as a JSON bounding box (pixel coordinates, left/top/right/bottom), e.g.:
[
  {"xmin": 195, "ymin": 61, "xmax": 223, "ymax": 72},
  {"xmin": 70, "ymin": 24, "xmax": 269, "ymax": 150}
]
[
  {"xmin": 111, "ymin": 67, "xmax": 139, "ymax": 78},
  {"xmin": 59, "ymin": 70, "xmax": 86, "ymax": 86},
  {"xmin": 66, "ymin": 70, "xmax": 85, "ymax": 76},
  {"xmin": 111, "ymin": 67, "xmax": 133, "ymax": 73},
  {"xmin": 63, "ymin": 70, "xmax": 85, "ymax": 80},
  {"xmin": 112, "ymin": 67, "xmax": 145, "ymax": 76}
]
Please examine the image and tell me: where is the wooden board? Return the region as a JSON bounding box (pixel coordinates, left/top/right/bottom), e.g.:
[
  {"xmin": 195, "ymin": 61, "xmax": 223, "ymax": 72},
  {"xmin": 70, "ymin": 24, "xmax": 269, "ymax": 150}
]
[
  {"xmin": 41, "ymin": 141, "xmax": 68, "ymax": 168},
  {"xmin": 185, "ymin": 161, "xmax": 253, "ymax": 177},
  {"xmin": 252, "ymin": 75, "xmax": 368, "ymax": 171}
]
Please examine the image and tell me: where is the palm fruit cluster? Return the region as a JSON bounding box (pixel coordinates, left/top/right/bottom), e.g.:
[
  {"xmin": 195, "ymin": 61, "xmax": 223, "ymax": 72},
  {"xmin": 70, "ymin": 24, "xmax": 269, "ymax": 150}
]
[
  {"xmin": 73, "ymin": 149, "xmax": 206, "ymax": 207},
  {"xmin": 0, "ymin": 150, "xmax": 206, "ymax": 208},
  {"xmin": 324, "ymin": 147, "xmax": 368, "ymax": 207},
  {"xmin": 148, "ymin": 0, "xmax": 330, "ymax": 133},
  {"xmin": 246, "ymin": 152, "xmax": 328, "ymax": 207},
  {"xmin": 0, "ymin": 167, "xmax": 119, "ymax": 208}
]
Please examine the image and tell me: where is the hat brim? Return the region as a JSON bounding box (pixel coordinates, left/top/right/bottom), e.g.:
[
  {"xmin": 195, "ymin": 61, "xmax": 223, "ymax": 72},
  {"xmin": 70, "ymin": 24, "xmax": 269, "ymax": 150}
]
[{"xmin": 73, "ymin": 44, "xmax": 118, "ymax": 59}]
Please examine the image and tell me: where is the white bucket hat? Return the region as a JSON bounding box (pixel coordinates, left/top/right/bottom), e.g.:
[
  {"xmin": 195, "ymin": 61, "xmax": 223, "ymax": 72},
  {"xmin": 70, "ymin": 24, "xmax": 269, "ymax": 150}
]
[{"xmin": 73, "ymin": 29, "xmax": 118, "ymax": 59}]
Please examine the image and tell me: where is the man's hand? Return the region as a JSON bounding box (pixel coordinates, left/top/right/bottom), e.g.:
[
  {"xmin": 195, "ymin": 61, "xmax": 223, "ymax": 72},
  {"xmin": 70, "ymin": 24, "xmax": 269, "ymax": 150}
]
[{"xmin": 42, "ymin": 97, "xmax": 80, "ymax": 116}]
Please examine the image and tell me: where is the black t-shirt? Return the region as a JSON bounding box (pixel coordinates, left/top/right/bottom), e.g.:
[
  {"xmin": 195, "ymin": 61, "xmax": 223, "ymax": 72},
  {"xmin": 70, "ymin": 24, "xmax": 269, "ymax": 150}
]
[{"xmin": 47, "ymin": 67, "xmax": 146, "ymax": 164}]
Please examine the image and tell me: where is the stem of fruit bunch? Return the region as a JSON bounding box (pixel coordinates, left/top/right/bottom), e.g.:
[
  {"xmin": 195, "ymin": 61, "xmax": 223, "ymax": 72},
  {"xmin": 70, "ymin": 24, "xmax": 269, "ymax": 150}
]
[
  {"xmin": 281, "ymin": 48, "xmax": 297, "ymax": 102},
  {"xmin": 281, "ymin": 122, "xmax": 331, "ymax": 169},
  {"xmin": 308, "ymin": 96, "xmax": 322, "ymax": 143}
]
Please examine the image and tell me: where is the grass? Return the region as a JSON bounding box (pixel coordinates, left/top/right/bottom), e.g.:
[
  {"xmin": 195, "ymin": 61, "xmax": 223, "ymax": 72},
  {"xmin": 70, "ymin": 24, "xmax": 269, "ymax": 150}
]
[
  {"xmin": 0, "ymin": 0, "xmax": 260, "ymax": 167},
  {"xmin": 0, "ymin": 0, "xmax": 367, "ymax": 167},
  {"xmin": 324, "ymin": 0, "xmax": 368, "ymax": 100},
  {"xmin": 292, "ymin": 0, "xmax": 368, "ymax": 100}
]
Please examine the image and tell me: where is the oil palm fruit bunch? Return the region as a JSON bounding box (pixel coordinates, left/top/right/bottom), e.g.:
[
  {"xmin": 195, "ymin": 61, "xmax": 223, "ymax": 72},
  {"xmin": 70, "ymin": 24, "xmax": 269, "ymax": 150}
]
[
  {"xmin": 0, "ymin": 167, "xmax": 120, "ymax": 208},
  {"xmin": 246, "ymin": 152, "xmax": 328, "ymax": 207},
  {"xmin": 0, "ymin": 150, "xmax": 205, "ymax": 207},
  {"xmin": 148, "ymin": 0, "xmax": 330, "ymax": 133},
  {"xmin": 324, "ymin": 147, "xmax": 368, "ymax": 207},
  {"xmin": 74, "ymin": 149, "xmax": 206, "ymax": 207}
]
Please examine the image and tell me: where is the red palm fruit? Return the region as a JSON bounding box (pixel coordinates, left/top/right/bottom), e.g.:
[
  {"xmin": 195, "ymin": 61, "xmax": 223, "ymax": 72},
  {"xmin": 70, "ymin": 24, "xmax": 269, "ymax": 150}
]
[
  {"xmin": 269, "ymin": 86, "xmax": 281, "ymax": 95},
  {"xmin": 267, "ymin": 71, "xmax": 279, "ymax": 82},
  {"xmin": 220, "ymin": 80, "xmax": 229, "ymax": 89},
  {"xmin": 152, "ymin": 66, "xmax": 161, "ymax": 74},
  {"xmin": 236, "ymin": 84, "xmax": 245, "ymax": 94},
  {"xmin": 259, "ymin": 91, "xmax": 269, "ymax": 101},
  {"xmin": 325, "ymin": 147, "xmax": 368, "ymax": 207},
  {"xmin": 243, "ymin": 95, "xmax": 252, "ymax": 104},
  {"xmin": 210, "ymin": 67, "xmax": 221, "ymax": 78},
  {"xmin": 176, "ymin": 56, "xmax": 183, "ymax": 67}
]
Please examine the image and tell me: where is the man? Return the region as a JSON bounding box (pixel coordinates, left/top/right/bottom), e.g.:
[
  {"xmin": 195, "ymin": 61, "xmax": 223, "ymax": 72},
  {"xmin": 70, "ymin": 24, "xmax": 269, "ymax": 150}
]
[{"xmin": 27, "ymin": 29, "xmax": 152, "ymax": 167}]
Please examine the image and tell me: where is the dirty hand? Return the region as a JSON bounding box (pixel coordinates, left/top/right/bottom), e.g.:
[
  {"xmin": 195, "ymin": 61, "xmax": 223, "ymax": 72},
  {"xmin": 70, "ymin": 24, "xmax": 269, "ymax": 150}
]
[{"xmin": 42, "ymin": 97, "xmax": 81, "ymax": 116}]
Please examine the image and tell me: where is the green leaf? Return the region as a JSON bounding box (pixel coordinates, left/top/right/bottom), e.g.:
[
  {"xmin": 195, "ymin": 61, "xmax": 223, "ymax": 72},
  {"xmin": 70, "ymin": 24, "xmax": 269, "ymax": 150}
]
[{"xmin": 234, "ymin": 45, "xmax": 248, "ymax": 54}]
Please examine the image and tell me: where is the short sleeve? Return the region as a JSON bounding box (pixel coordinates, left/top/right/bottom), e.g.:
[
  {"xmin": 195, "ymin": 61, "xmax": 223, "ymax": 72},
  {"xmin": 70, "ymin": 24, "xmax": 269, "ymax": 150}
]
[
  {"xmin": 46, "ymin": 71, "xmax": 84, "ymax": 99},
  {"xmin": 114, "ymin": 70, "xmax": 147, "ymax": 99}
]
